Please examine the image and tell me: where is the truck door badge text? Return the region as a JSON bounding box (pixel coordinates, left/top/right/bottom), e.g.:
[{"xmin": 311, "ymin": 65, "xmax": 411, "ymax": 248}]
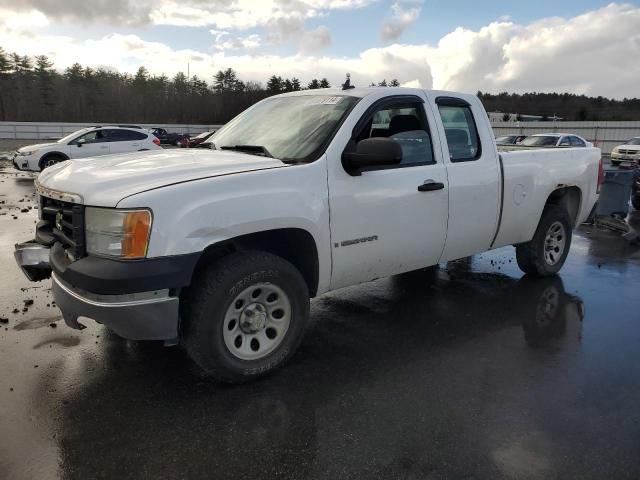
[{"xmin": 334, "ymin": 235, "xmax": 378, "ymax": 248}]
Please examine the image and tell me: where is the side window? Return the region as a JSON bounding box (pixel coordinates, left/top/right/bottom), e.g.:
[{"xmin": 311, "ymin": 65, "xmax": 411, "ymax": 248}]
[
  {"xmin": 559, "ymin": 137, "xmax": 571, "ymax": 146},
  {"xmin": 570, "ymin": 136, "xmax": 586, "ymax": 147},
  {"xmin": 355, "ymin": 103, "xmax": 434, "ymax": 166},
  {"xmin": 437, "ymin": 103, "xmax": 481, "ymax": 162},
  {"xmin": 71, "ymin": 130, "xmax": 107, "ymax": 144},
  {"xmin": 105, "ymin": 129, "xmax": 145, "ymax": 142}
]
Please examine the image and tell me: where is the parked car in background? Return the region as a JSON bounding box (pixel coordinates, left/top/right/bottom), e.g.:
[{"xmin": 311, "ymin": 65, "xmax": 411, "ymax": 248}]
[
  {"xmin": 518, "ymin": 133, "xmax": 592, "ymax": 148},
  {"xmin": 495, "ymin": 134, "xmax": 527, "ymax": 145},
  {"xmin": 611, "ymin": 137, "xmax": 640, "ymax": 167},
  {"xmin": 16, "ymin": 87, "xmax": 601, "ymax": 383},
  {"xmin": 150, "ymin": 127, "xmax": 190, "ymax": 146},
  {"xmin": 182, "ymin": 131, "xmax": 216, "ymax": 148},
  {"xmin": 11, "ymin": 126, "xmax": 161, "ymax": 172}
]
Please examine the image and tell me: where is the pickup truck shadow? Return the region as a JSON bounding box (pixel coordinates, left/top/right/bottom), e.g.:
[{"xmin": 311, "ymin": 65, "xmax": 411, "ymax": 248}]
[{"xmin": 48, "ymin": 270, "xmax": 584, "ymax": 479}]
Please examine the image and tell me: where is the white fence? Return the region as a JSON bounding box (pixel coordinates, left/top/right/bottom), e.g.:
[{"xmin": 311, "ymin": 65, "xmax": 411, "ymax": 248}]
[
  {"xmin": 491, "ymin": 121, "xmax": 640, "ymax": 154},
  {"xmin": 2, "ymin": 120, "xmax": 640, "ymax": 155},
  {"xmin": 0, "ymin": 122, "xmax": 223, "ymax": 140}
]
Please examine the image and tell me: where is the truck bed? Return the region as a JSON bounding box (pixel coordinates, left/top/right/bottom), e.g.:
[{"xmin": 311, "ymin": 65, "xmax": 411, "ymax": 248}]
[{"xmin": 492, "ymin": 146, "xmax": 601, "ymax": 248}]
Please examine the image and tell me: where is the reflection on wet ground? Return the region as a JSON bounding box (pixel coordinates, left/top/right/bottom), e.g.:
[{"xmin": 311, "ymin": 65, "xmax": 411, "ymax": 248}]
[{"xmin": 1, "ymin": 170, "xmax": 640, "ymax": 479}]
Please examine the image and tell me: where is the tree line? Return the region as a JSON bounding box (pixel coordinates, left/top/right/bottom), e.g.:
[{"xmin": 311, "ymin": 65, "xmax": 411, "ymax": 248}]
[
  {"xmin": 478, "ymin": 91, "xmax": 640, "ymax": 122},
  {"xmin": 0, "ymin": 48, "xmax": 336, "ymax": 124},
  {"xmin": 0, "ymin": 47, "xmax": 639, "ymax": 124}
]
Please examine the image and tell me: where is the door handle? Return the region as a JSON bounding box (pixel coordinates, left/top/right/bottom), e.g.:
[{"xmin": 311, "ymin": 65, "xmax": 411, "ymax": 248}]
[{"xmin": 417, "ymin": 180, "xmax": 445, "ymax": 192}]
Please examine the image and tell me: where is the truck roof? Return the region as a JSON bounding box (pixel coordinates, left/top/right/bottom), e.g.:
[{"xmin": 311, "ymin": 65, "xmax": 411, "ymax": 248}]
[{"xmin": 277, "ymin": 86, "xmax": 475, "ymax": 100}]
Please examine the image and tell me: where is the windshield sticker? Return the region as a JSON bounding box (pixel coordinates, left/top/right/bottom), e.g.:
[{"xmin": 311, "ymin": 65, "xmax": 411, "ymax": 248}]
[{"xmin": 307, "ymin": 96, "xmax": 343, "ymax": 105}]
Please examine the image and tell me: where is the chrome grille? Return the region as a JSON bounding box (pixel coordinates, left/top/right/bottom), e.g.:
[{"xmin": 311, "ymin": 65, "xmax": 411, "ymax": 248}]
[{"xmin": 39, "ymin": 196, "xmax": 85, "ymax": 259}]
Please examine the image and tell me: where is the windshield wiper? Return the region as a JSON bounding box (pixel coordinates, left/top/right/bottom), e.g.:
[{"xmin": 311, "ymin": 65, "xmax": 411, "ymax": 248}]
[{"xmin": 219, "ymin": 145, "xmax": 274, "ymax": 158}]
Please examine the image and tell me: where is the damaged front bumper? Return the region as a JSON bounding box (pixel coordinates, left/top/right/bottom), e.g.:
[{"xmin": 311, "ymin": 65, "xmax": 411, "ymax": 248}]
[
  {"xmin": 14, "ymin": 241, "xmax": 52, "ymax": 281},
  {"xmin": 14, "ymin": 240, "xmax": 180, "ymax": 340},
  {"xmin": 51, "ymin": 273, "xmax": 179, "ymax": 340}
]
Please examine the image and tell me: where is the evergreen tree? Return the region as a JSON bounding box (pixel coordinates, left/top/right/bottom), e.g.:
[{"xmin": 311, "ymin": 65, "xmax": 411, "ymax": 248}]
[{"xmin": 319, "ymin": 78, "xmax": 330, "ymax": 88}]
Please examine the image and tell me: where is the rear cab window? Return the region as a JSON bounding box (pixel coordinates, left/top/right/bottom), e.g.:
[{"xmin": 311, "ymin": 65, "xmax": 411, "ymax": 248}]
[{"xmin": 436, "ymin": 97, "xmax": 481, "ymax": 162}]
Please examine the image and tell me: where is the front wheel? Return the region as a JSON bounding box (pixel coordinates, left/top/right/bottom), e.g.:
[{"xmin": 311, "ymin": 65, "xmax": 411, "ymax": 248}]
[
  {"xmin": 39, "ymin": 155, "xmax": 64, "ymax": 170},
  {"xmin": 181, "ymin": 251, "xmax": 310, "ymax": 383},
  {"xmin": 515, "ymin": 205, "xmax": 572, "ymax": 276}
]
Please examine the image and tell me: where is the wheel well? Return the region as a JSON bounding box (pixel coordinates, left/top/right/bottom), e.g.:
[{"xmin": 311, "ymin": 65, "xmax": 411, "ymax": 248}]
[
  {"xmin": 192, "ymin": 228, "xmax": 320, "ymax": 297},
  {"xmin": 544, "ymin": 186, "xmax": 582, "ymax": 227},
  {"xmin": 39, "ymin": 152, "xmax": 69, "ymax": 167}
]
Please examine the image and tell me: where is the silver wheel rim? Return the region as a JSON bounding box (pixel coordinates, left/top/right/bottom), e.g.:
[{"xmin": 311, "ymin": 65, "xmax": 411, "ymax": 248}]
[
  {"xmin": 44, "ymin": 159, "xmax": 58, "ymax": 168},
  {"xmin": 223, "ymin": 282, "xmax": 291, "ymax": 360},
  {"xmin": 544, "ymin": 221, "xmax": 566, "ymax": 266}
]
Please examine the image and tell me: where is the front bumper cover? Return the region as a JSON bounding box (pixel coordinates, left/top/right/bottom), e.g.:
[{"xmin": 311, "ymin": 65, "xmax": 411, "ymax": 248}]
[
  {"xmin": 14, "ymin": 240, "xmax": 191, "ymax": 340},
  {"xmin": 52, "ymin": 273, "xmax": 179, "ymax": 340},
  {"xmin": 14, "ymin": 241, "xmax": 52, "ymax": 281}
]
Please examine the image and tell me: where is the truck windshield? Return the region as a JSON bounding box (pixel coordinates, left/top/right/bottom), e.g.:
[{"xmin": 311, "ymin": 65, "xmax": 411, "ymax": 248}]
[
  {"xmin": 520, "ymin": 136, "xmax": 558, "ymax": 146},
  {"xmin": 211, "ymin": 95, "xmax": 359, "ymax": 162},
  {"xmin": 626, "ymin": 138, "xmax": 640, "ymax": 145}
]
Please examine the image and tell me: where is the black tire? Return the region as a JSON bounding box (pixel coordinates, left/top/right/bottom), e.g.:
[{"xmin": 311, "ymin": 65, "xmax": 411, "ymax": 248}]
[
  {"xmin": 39, "ymin": 155, "xmax": 65, "ymax": 171},
  {"xmin": 181, "ymin": 250, "xmax": 310, "ymax": 383},
  {"xmin": 515, "ymin": 205, "xmax": 572, "ymax": 276}
]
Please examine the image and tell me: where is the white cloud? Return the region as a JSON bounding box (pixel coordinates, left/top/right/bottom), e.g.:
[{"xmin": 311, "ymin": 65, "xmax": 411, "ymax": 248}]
[
  {"xmin": 0, "ymin": 3, "xmax": 639, "ymax": 98},
  {"xmin": 214, "ymin": 33, "xmax": 262, "ymax": 50},
  {"xmin": 141, "ymin": 0, "xmax": 376, "ymax": 29},
  {"xmin": 266, "ymin": 17, "xmax": 332, "ymax": 53},
  {"xmin": 381, "ymin": 1, "xmax": 421, "ymax": 42}
]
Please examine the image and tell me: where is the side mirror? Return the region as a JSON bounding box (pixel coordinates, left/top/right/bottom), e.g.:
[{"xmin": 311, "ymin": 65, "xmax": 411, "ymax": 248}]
[
  {"xmin": 76, "ymin": 138, "xmax": 86, "ymax": 147},
  {"xmin": 342, "ymin": 137, "xmax": 402, "ymax": 175}
]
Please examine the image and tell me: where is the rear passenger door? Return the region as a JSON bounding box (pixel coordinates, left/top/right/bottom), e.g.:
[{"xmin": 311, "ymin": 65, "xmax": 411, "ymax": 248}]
[
  {"xmin": 428, "ymin": 94, "xmax": 501, "ymax": 261},
  {"xmin": 105, "ymin": 129, "xmax": 147, "ymax": 154}
]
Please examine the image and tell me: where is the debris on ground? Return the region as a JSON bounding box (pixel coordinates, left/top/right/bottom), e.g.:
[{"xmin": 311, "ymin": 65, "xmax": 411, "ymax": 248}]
[
  {"xmin": 0, "ymin": 317, "xmax": 8, "ymax": 324},
  {"xmin": 24, "ymin": 299, "xmax": 34, "ymax": 306}
]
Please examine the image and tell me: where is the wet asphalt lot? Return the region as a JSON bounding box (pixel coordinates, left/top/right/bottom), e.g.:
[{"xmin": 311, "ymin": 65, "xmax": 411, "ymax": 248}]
[{"xmin": 1, "ymin": 160, "xmax": 640, "ymax": 480}]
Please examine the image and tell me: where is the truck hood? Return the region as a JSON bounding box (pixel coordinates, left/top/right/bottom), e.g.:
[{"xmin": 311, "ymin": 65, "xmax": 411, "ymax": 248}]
[
  {"xmin": 19, "ymin": 142, "xmax": 59, "ymax": 153},
  {"xmin": 618, "ymin": 145, "xmax": 640, "ymax": 151},
  {"xmin": 37, "ymin": 149, "xmax": 287, "ymax": 206}
]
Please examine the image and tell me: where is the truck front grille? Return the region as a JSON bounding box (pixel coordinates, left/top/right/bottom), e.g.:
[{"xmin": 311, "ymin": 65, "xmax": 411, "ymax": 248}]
[{"xmin": 39, "ymin": 196, "xmax": 86, "ymax": 259}]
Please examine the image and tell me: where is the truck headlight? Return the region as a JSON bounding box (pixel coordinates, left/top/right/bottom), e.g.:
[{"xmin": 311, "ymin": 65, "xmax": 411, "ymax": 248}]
[{"xmin": 85, "ymin": 207, "xmax": 152, "ymax": 258}]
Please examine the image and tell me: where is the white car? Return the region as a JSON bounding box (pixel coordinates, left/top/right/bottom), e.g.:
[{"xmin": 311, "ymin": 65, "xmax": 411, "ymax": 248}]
[
  {"xmin": 518, "ymin": 133, "xmax": 592, "ymax": 148},
  {"xmin": 611, "ymin": 137, "xmax": 640, "ymax": 167},
  {"xmin": 15, "ymin": 88, "xmax": 602, "ymax": 382},
  {"xmin": 11, "ymin": 125, "xmax": 162, "ymax": 172}
]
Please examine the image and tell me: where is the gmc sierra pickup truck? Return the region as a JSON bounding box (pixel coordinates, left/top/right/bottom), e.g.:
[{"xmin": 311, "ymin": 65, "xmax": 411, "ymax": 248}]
[{"xmin": 14, "ymin": 88, "xmax": 603, "ymax": 383}]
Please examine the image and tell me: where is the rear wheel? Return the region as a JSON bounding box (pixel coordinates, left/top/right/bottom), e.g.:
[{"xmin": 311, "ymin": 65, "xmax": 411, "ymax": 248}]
[
  {"xmin": 181, "ymin": 251, "xmax": 310, "ymax": 383},
  {"xmin": 516, "ymin": 205, "xmax": 572, "ymax": 276},
  {"xmin": 39, "ymin": 155, "xmax": 65, "ymax": 170}
]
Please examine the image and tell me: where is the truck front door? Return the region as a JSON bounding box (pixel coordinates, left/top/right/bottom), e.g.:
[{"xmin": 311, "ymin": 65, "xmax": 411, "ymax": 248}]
[{"xmin": 327, "ymin": 94, "xmax": 449, "ymax": 290}]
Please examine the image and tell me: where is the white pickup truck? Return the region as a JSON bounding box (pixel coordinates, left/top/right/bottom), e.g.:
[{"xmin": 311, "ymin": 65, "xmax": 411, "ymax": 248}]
[{"xmin": 14, "ymin": 88, "xmax": 603, "ymax": 382}]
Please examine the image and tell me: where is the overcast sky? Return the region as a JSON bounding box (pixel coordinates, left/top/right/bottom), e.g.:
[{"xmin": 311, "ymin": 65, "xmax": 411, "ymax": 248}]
[{"xmin": 0, "ymin": 0, "xmax": 638, "ymax": 98}]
